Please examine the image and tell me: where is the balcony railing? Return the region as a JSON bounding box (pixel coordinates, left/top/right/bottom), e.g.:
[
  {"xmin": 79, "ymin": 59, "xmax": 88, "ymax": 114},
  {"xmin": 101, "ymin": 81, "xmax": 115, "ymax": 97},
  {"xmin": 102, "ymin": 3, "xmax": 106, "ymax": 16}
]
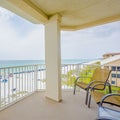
[{"xmin": 0, "ymin": 64, "xmax": 119, "ymax": 110}]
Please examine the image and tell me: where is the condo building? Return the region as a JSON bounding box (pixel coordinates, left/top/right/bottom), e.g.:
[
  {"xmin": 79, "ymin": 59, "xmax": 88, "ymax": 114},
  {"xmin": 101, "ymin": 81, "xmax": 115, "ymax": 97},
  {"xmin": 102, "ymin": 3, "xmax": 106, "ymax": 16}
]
[{"xmin": 101, "ymin": 53, "xmax": 120, "ymax": 87}]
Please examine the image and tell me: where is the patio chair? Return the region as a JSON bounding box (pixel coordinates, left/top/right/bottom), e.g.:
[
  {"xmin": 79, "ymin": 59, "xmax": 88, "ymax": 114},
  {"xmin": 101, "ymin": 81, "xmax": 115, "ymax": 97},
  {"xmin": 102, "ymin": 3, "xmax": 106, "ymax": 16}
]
[
  {"xmin": 97, "ymin": 93, "xmax": 120, "ymax": 120},
  {"xmin": 74, "ymin": 67, "xmax": 111, "ymax": 105},
  {"xmin": 88, "ymin": 87, "xmax": 120, "ymax": 108}
]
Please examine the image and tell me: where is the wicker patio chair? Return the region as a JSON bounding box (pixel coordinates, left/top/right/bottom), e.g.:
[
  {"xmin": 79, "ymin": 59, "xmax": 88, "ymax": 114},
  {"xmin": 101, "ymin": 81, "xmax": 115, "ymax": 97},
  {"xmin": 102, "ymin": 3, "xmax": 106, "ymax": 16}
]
[{"xmin": 74, "ymin": 67, "xmax": 111, "ymax": 105}]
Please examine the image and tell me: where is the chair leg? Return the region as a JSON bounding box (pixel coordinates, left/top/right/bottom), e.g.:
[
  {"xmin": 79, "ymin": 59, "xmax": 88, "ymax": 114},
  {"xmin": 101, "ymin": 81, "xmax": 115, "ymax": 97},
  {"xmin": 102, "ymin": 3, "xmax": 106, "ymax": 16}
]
[
  {"xmin": 109, "ymin": 85, "xmax": 112, "ymax": 93},
  {"xmin": 73, "ymin": 84, "xmax": 76, "ymax": 95},
  {"xmin": 85, "ymin": 90, "xmax": 89, "ymax": 105},
  {"xmin": 88, "ymin": 94, "xmax": 91, "ymax": 108},
  {"xmin": 107, "ymin": 82, "xmax": 112, "ymax": 93}
]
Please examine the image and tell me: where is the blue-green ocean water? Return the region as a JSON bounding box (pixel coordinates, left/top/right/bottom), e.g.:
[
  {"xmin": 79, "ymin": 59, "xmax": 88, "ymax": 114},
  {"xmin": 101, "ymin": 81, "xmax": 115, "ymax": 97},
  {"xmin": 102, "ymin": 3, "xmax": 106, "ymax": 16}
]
[{"xmin": 0, "ymin": 59, "xmax": 94, "ymax": 68}]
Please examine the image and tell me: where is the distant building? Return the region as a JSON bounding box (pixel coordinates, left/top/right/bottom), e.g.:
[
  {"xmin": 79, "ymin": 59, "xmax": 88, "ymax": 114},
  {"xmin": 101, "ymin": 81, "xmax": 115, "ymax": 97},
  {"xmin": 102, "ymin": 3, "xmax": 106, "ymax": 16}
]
[
  {"xmin": 101, "ymin": 54, "xmax": 120, "ymax": 87},
  {"xmin": 103, "ymin": 52, "xmax": 120, "ymax": 59}
]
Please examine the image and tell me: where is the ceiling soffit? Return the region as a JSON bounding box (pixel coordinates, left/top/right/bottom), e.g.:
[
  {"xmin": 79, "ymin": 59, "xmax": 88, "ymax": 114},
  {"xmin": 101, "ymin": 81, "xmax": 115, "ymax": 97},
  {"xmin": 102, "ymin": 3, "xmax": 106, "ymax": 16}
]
[{"xmin": 0, "ymin": 0, "xmax": 120, "ymax": 30}]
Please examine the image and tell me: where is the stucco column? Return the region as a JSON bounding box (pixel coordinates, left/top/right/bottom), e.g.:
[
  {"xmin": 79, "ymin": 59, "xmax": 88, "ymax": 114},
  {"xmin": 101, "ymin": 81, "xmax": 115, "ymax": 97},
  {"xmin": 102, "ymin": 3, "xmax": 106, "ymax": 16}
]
[{"xmin": 45, "ymin": 14, "xmax": 62, "ymax": 102}]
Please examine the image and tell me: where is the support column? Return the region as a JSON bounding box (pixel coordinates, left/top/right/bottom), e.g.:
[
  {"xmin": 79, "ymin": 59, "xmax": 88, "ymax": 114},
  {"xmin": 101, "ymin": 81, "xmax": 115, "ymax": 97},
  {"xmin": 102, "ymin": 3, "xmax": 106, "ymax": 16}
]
[{"xmin": 45, "ymin": 14, "xmax": 62, "ymax": 102}]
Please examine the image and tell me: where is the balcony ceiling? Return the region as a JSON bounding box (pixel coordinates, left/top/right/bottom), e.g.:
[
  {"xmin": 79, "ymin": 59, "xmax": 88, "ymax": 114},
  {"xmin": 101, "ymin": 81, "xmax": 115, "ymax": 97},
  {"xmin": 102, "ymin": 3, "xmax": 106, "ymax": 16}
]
[{"xmin": 0, "ymin": 0, "xmax": 120, "ymax": 30}]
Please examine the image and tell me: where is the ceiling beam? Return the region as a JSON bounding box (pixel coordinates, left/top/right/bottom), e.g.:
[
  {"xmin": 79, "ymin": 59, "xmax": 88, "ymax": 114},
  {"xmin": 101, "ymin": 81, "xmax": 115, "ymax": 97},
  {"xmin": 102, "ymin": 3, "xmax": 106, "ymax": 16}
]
[{"xmin": 0, "ymin": 0, "xmax": 48, "ymax": 24}]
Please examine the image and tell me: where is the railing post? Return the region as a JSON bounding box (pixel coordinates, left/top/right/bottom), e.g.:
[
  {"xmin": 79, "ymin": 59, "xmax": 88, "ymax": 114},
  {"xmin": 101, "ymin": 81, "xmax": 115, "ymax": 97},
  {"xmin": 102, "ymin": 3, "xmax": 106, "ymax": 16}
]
[{"xmin": 34, "ymin": 65, "xmax": 37, "ymax": 91}]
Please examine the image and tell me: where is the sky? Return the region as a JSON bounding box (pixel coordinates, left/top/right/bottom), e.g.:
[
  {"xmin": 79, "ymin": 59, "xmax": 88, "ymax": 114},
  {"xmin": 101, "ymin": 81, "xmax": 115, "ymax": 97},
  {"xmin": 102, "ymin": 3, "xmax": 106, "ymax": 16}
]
[{"xmin": 0, "ymin": 7, "xmax": 120, "ymax": 60}]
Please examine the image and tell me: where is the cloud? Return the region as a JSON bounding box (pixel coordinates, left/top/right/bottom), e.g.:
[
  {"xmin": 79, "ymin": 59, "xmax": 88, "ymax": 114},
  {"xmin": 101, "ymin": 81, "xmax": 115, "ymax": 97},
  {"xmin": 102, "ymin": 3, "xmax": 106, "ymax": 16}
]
[
  {"xmin": 0, "ymin": 7, "xmax": 120, "ymax": 60},
  {"xmin": 0, "ymin": 7, "xmax": 14, "ymax": 21},
  {"xmin": 0, "ymin": 22, "xmax": 45, "ymax": 60},
  {"xmin": 61, "ymin": 21, "xmax": 120, "ymax": 59},
  {"xmin": 0, "ymin": 7, "xmax": 45, "ymax": 60}
]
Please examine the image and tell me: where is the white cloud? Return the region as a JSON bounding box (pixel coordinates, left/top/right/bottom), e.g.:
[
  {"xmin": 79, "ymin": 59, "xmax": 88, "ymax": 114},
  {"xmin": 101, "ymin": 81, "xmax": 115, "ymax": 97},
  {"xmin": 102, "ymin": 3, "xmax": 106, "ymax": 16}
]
[
  {"xmin": 0, "ymin": 24, "xmax": 45, "ymax": 60},
  {"xmin": 0, "ymin": 7, "xmax": 14, "ymax": 21},
  {"xmin": 0, "ymin": 7, "xmax": 45, "ymax": 60},
  {"xmin": 61, "ymin": 21, "xmax": 120, "ymax": 59},
  {"xmin": 0, "ymin": 7, "xmax": 120, "ymax": 60}
]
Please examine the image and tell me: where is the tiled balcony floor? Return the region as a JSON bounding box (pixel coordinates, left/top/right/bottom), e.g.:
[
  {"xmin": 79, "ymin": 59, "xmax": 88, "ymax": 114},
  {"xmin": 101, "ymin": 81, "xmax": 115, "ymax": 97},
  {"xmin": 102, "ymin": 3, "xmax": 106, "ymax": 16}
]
[{"xmin": 0, "ymin": 90, "xmax": 98, "ymax": 120}]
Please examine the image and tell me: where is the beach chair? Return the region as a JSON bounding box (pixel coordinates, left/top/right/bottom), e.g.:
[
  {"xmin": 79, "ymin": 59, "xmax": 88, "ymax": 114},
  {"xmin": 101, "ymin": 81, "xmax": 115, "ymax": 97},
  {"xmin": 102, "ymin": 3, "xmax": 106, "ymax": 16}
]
[
  {"xmin": 74, "ymin": 67, "xmax": 111, "ymax": 105},
  {"xmin": 97, "ymin": 93, "xmax": 120, "ymax": 120}
]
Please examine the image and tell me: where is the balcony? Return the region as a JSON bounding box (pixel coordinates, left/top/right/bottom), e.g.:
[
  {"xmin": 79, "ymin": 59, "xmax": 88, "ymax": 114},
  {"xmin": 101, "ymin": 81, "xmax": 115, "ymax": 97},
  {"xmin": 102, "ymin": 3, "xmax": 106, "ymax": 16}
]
[
  {"xmin": 0, "ymin": 91, "xmax": 98, "ymax": 120},
  {"xmin": 0, "ymin": 63, "xmax": 120, "ymax": 120},
  {"xmin": 0, "ymin": 1, "xmax": 120, "ymax": 119}
]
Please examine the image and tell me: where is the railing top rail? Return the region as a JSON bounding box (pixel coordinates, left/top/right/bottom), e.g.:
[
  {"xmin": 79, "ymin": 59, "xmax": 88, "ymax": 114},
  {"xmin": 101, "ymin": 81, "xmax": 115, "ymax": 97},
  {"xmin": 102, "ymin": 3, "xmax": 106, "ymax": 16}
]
[
  {"xmin": 0, "ymin": 63, "xmax": 91, "ymax": 69},
  {"xmin": 0, "ymin": 63, "xmax": 112, "ymax": 70},
  {"xmin": 0, "ymin": 64, "xmax": 46, "ymax": 69}
]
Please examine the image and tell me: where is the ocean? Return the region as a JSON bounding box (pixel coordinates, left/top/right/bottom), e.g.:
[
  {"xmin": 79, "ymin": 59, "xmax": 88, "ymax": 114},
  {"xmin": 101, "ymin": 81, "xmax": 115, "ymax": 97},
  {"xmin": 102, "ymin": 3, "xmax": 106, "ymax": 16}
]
[{"xmin": 0, "ymin": 59, "xmax": 94, "ymax": 68}]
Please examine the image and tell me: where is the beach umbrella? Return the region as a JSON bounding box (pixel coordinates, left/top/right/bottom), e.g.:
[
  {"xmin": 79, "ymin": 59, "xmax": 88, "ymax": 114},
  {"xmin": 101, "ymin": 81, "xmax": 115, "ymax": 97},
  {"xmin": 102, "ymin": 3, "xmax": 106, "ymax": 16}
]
[{"xmin": 2, "ymin": 79, "xmax": 8, "ymax": 83}]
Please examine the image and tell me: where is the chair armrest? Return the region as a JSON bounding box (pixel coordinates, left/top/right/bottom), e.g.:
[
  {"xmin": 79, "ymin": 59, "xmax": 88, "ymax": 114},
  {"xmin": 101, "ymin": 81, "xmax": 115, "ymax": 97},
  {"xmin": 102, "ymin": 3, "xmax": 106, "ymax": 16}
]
[
  {"xmin": 87, "ymin": 80, "xmax": 105, "ymax": 89},
  {"xmin": 99, "ymin": 93, "xmax": 120, "ymax": 107},
  {"xmin": 89, "ymin": 81, "xmax": 112, "ymax": 93},
  {"xmin": 91, "ymin": 82, "xmax": 105, "ymax": 91}
]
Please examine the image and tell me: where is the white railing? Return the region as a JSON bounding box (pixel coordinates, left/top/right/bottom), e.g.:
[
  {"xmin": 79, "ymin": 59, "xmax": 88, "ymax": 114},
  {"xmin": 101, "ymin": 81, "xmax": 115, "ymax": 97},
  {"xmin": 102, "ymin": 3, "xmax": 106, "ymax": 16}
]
[
  {"xmin": 36, "ymin": 65, "xmax": 46, "ymax": 90},
  {"xmin": 1, "ymin": 63, "xmax": 119, "ymax": 110},
  {"xmin": 0, "ymin": 64, "xmax": 45, "ymax": 110},
  {"xmin": 0, "ymin": 63, "xmax": 100, "ymax": 110},
  {"xmin": 61, "ymin": 63, "xmax": 100, "ymax": 90}
]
